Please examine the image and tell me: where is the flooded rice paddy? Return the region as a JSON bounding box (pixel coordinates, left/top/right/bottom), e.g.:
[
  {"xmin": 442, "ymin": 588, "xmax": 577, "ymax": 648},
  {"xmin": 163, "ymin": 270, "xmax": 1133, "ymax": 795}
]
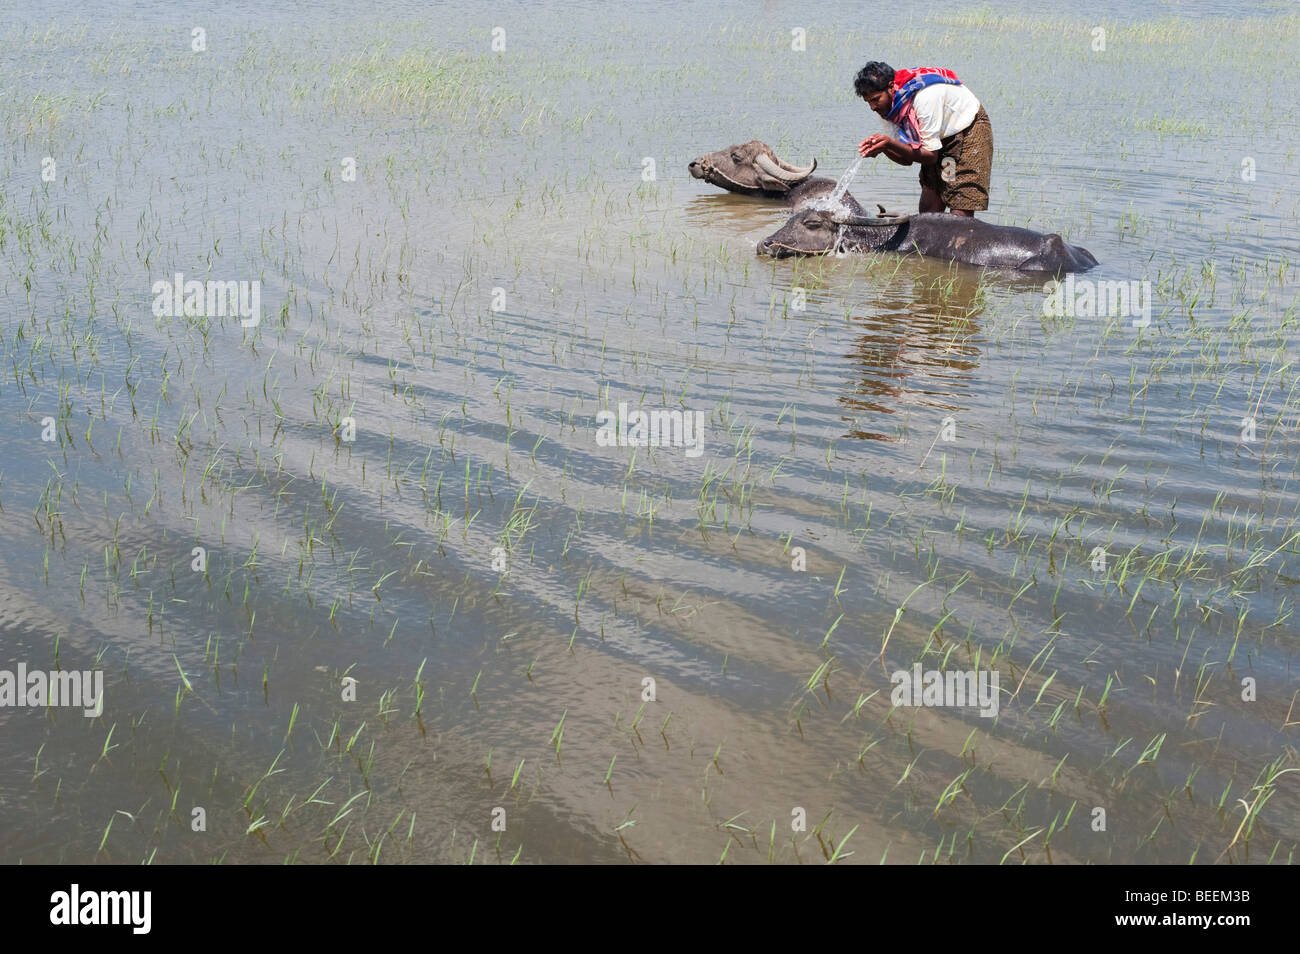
[{"xmin": 1, "ymin": 0, "xmax": 1298, "ymax": 864}]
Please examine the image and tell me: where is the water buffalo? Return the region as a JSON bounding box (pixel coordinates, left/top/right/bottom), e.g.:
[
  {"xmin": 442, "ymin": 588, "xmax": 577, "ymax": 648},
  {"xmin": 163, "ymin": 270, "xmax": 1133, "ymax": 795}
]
[
  {"xmin": 758, "ymin": 207, "xmax": 1098, "ymax": 273},
  {"xmin": 688, "ymin": 139, "xmax": 863, "ymax": 210}
]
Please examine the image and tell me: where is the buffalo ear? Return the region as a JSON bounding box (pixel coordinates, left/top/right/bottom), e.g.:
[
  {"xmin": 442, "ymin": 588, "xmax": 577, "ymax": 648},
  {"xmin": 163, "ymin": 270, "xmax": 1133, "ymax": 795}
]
[{"xmin": 754, "ymin": 172, "xmax": 792, "ymax": 192}]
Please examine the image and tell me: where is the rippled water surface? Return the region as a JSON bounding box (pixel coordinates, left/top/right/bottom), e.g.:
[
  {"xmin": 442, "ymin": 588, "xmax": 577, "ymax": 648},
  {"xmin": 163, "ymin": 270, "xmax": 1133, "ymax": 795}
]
[{"xmin": 1, "ymin": 0, "xmax": 1298, "ymax": 864}]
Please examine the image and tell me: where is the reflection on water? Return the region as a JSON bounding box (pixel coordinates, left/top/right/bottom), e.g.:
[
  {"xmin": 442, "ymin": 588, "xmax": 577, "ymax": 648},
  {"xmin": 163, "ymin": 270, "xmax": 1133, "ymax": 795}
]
[
  {"xmin": 840, "ymin": 267, "xmax": 985, "ymax": 440},
  {"xmin": 681, "ymin": 192, "xmax": 796, "ymax": 242}
]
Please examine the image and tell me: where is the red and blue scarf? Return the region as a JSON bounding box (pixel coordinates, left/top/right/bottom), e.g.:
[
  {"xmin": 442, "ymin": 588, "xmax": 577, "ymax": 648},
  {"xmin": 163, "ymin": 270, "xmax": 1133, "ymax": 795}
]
[{"xmin": 885, "ymin": 67, "xmax": 962, "ymax": 147}]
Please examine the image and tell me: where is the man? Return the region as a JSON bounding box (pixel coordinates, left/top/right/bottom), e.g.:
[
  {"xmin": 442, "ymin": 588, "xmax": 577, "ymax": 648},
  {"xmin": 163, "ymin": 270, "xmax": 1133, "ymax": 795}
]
[{"xmin": 854, "ymin": 62, "xmax": 992, "ymax": 217}]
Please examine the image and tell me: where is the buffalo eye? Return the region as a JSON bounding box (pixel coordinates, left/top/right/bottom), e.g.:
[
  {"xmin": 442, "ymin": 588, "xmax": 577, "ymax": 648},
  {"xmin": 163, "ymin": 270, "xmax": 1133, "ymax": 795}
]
[{"xmin": 730, "ymin": 153, "xmax": 742, "ymax": 162}]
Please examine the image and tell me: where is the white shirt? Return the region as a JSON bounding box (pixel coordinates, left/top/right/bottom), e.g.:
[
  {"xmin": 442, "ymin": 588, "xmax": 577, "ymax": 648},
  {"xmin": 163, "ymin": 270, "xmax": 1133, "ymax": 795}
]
[{"xmin": 881, "ymin": 83, "xmax": 981, "ymax": 152}]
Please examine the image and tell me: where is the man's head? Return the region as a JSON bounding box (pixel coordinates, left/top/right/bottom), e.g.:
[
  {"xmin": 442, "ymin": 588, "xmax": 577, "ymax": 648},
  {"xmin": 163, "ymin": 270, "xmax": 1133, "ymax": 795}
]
[{"xmin": 853, "ymin": 61, "xmax": 896, "ymax": 117}]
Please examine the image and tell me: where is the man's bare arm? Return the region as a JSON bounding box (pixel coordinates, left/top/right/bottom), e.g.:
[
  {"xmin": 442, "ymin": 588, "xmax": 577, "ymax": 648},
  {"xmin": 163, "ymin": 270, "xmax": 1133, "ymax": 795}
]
[{"xmin": 858, "ymin": 134, "xmax": 939, "ymax": 166}]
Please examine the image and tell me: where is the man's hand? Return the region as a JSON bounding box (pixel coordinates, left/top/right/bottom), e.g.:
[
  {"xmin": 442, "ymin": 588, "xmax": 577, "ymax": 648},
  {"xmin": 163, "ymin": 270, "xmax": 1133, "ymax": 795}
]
[
  {"xmin": 858, "ymin": 134, "xmax": 931, "ymax": 167},
  {"xmin": 858, "ymin": 134, "xmax": 893, "ymax": 158}
]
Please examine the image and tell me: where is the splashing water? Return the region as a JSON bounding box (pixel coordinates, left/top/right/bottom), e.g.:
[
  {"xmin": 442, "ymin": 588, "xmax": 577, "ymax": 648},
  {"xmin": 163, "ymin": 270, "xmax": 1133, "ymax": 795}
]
[
  {"xmin": 803, "ymin": 156, "xmax": 864, "ymax": 217},
  {"xmin": 828, "ymin": 156, "xmax": 863, "ymax": 206},
  {"xmin": 803, "ymin": 157, "xmax": 864, "ymax": 253}
]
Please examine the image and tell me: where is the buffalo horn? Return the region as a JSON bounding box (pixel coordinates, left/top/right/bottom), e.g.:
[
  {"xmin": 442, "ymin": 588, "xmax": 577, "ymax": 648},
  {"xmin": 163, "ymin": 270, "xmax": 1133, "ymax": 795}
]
[
  {"xmin": 831, "ymin": 210, "xmax": 910, "ymax": 227},
  {"xmin": 755, "ymin": 153, "xmax": 817, "ymax": 182}
]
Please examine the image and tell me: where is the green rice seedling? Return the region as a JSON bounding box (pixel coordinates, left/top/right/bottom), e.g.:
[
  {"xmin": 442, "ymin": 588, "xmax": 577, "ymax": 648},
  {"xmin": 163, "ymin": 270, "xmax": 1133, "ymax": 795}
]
[
  {"xmin": 345, "ymin": 723, "xmax": 366, "ymax": 754},
  {"xmin": 841, "ymin": 689, "xmax": 879, "ymax": 723},
  {"xmin": 284, "ymin": 702, "xmax": 300, "ymax": 744},
  {"xmin": 551, "ymin": 710, "xmax": 567, "ymax": 760},
  {"xmin": 934, "ymin": 769, "xmax": 973, "ymax": 816},
  {"xmin": 821, "ymin": 614, "xmax": 843, "ymax": 650},
  {"xmin": 97, "ymin": 816, "xmax": 114, "ymax": 855},
  {"xmin": 1217, "ymin": 758, "xmax": 1300, "ymax": 861},
  {"xmin": 1098, "ymin": 674, "xmax": 1115, "ymax": 711},
  {"xmin": 1000, "ymin": 827, "xmax": 1045, "ymax": 865}
]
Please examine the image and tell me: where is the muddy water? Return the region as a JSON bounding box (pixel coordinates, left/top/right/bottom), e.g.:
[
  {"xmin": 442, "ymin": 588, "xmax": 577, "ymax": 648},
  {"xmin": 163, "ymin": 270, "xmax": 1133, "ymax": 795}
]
[{"xmin": 0, "ymin": 0, "xmax": 1298, "ymax": 864}]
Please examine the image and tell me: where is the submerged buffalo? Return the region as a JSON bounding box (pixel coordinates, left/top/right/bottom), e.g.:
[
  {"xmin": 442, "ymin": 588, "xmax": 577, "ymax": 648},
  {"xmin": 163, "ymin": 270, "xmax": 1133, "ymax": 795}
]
[
  {"xmin": 688, "ymin": 139, "xmax": 865, "ymax": 211},
  {"xmin": 758, "ymin": 206, "xmax": 1098, "ymax": 273}
]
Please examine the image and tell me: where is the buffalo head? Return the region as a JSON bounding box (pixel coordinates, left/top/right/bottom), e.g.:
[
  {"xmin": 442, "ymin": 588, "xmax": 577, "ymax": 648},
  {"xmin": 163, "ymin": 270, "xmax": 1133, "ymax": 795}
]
[
  {"xmin": 758, "ymin": 207, "xmax": 908, "ymax": 258},
  {"xmin": 688, "ymin": 140, "xmax": 818, "ymax": 196}
]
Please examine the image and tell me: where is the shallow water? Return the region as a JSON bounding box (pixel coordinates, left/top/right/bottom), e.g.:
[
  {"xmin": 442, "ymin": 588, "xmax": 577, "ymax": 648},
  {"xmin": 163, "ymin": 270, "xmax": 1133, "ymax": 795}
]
[{"xmin": 0, "ymin": 0, "xmax": 1298, "ymax": 864}]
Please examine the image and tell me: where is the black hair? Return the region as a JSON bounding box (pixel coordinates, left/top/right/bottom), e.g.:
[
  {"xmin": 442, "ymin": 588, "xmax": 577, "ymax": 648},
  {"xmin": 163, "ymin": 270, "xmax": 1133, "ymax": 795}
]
[{"xmin": 853, "ymin": 61, "xmax": 895, "ymax": 97}]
